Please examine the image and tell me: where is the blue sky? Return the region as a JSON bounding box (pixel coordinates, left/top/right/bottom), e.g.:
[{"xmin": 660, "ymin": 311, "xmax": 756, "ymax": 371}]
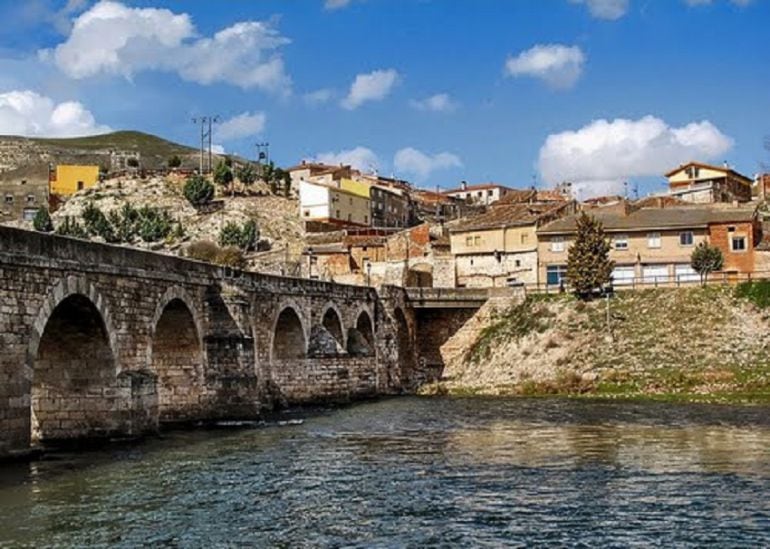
[{"xmin": 0, "ymin": 0, "xmax": 768, "ymax": 197}]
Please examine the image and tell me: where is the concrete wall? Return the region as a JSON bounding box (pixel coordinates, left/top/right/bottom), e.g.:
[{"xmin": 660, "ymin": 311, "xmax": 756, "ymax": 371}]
[{"xmin": 0, "ymin": 227, "xmax": 409, "ymax": 458}]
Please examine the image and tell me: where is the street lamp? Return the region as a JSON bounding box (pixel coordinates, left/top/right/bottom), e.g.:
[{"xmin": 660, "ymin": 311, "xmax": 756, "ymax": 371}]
[{"xmin": 365, "ymin": 258, "xmax": 372, "ymax": 286}]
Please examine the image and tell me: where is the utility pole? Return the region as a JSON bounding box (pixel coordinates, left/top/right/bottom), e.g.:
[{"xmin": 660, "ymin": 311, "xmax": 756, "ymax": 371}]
[
  {"xmin": 255, "ymin": 142, "xmax": 270, "ymax": 177},
  {"xmin": 192, "ymin": 115, "xmax": 219, "ymax": 175}
]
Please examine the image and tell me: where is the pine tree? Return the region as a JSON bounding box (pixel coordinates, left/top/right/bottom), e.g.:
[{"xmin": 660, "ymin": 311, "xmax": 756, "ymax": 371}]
[
  {"xmin": 33, "ymin": 207, "xmax": 53, "ymax": 232},
  {"xmin": 566, "ymin": 212, "xmax": 614, "ymax": 297}
]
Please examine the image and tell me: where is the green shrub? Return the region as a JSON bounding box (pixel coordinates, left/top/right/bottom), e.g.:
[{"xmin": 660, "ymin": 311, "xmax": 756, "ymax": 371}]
[
  {"xmin": 183, "ymin": 175, "xmax": 214, "ymax": 206},
  {"xmin": 236, "ymin": 163, "xmax": 257, "ymax": 186},
  {"xmin": 186, "ymin": 240, "xmax": 246, "ymax": 269},
  {"xmin": 168, "ymin": 155, "xmax": 182, "ymax": 168},
  {"xmin": 32, "ymin": 207, "xmax": 53, "ymax": 232},
  {"xmin": 136, "ymin": 206, "xmax": 172, "ymax": 242},
  {"xmin": 218, "ymin": 220, "xmax": 259, "ymax": 251},
  {"xmin": 82, "ymin": 202, "xmax": 117, "ymax": 242},
  {"xmin": 55, "ymin": 216, "xmax": 88, "ymax": 239},
  {"xmin": 735, "ymin": 280, "xmax": 770, "ymax": 309}
]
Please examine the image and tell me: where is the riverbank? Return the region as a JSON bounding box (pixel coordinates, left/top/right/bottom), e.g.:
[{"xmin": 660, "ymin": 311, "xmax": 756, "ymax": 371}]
[{"xmin": 427, "ymin": 284, "xmax": 770, "ymax": 404}]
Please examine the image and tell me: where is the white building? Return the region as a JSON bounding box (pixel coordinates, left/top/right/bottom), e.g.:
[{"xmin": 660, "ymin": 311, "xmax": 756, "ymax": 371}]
[
  {"xmin": 299, "ymin": 179, "xmax": 371, "ymax": 228},
  {"xmin": 443, "ymin": 182, "xmax": 513, "ymax": 206}
]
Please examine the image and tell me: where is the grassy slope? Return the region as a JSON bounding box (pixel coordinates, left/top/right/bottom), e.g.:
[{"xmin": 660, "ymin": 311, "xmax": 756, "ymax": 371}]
[
  {"xmin": 436, "ymin": 286, "xmax": 770, "ymax": 404},
  {"xmin": 30, "ymin": 131, "xmax": 196, "ymax": 157}
]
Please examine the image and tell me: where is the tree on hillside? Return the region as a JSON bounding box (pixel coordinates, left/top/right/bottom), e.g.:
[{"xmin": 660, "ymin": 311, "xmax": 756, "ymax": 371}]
[
  {"xmin": 168, "ymin": 155, "xmax": 182, "ymax": 169},
  {"xmin": 183, "ymin": 174, "xmax": 215, "ymax": 207},
  {"xmin": 126, "ymin": 157, "xmax": 140, "ymax": 169},
  {"xmin": 213, "ymin": 160, "xmax": 234, "ymax": 196},
  {"xmin": 33, "ymin": 207, "xmax": 53, "ymax": 232},
  {"xmin": 262, "ymin": 161, "xmax": 277, "ymax": 194},
  {"xmin": 566, "ymin": 212, "xmax": 614, "ymax": 298},
  {"xmin": 236, "ymin": 163, "xmax": 257, "ymax": 188},
  {"xmin": 691, "ymin": 242, "xmax": 723, "ymax": 285},
  {"xmin": 282, "ymin": 170, "xmax": 292, "ymax": 198}
]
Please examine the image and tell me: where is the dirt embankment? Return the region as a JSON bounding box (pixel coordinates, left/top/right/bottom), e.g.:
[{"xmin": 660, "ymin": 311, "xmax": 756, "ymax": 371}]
[{"xmin": 432, "ymin": 286, "xmax": 770, "ymax": 404}]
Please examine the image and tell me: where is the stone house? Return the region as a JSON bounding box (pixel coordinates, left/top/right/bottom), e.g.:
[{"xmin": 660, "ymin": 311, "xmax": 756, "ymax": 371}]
[
  {"xmin": 666, "ymin": 161, "xmax": 753, "ymax": 204},
  {"xmin": 449, "ymin": 200, "xmax": 575, "ymax": 288},
  {"xmin": 0, "ymin": 164, "xmax": 50, "ymax": 223},
  {"xmin": 537, "ymin": 203, "xmax": 759, "ymax": 288},
  {"xmin": 299, "ymin": 179, "xmax": 371, "ymax": 230}
]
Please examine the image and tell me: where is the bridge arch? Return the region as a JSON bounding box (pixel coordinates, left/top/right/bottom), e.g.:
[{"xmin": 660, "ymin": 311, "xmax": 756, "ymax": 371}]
[
  {"xmin": 28, "ymin": 276, "xmax": 118, "ymax": 442},
  {"xmin": 347, "ymin": 308, "xmax": 375, "ymax": 356},
  {"xmin": 321, "ymin": 303, "xmax": 345, "ymax": 348},
  {"xmin": 150, "ymin": 288, "xmax": 205, "ymax": 422},
  {"xmin": 271, "ymin": 302, "xmax": 308, "ymax": 361}
]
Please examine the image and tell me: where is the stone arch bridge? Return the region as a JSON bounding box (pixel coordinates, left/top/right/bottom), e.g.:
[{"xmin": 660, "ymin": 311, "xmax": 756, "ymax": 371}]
[{"xmin": 0, "ymin": 227, "xmax": 424, "ymax": 459}]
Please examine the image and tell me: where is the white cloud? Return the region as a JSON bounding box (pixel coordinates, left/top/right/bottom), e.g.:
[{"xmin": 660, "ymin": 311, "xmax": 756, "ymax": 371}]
[
  {"xmin": 537, "ymin": 115, "xmax": 733, "ymax": 198},
  {"xmin": 211, "ymin": 144, "xmax": 226, "ymax": 155},
  {"xmin": 0, "ymin": 89, "xmax": 110, "ymax": 137},
  {"xmin": 393, "ymin": 148, "xmax": 462, "ymax": 182},
  {"xmin": 684, "ymin": 0, "xmax": 753, "ymax": 6},
  {"xmin": 304, "ymin": 88, "xmax": 334, "ymax": 105},
  {"xmin": 313, "ymin": 146, "xmax": 380, "ymax": 171},
  {"xmin": 216, "ymin": 112, "xmax": 266, "ymax": 141},
  {"xmin": 341, "ymin": 69, "xmax": 399, "ymax": 110},
  {"xmin": 569, "ymin": 0, "xmax": 629, "ymax": 20},
  {"xmin": 324, "ymin": 0, "xmax": 353, "ymax": 8},
  {"xmin": 505, "ymin": 44, "xmax": 585, "ymax": 90},
  {"xmin": 44, "ymin": 1, "xmax": 291, "ymax": 94},
  {"xmin": 409, "ymin": 93, "xmax": 458, "ymax": 113}
]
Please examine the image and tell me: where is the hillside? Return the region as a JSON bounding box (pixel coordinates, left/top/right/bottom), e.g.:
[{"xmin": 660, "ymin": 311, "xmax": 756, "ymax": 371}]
[
  {"xmin": 44, "ymin": 174, "xmax": 306, "ymax": 273},
  {"xmin": 0, "ymin": 130, "xmax": 210, "ymax": 171},
  {"xmin": 432, "ymin": 286, "xmax": 770, "ymax": 404}
]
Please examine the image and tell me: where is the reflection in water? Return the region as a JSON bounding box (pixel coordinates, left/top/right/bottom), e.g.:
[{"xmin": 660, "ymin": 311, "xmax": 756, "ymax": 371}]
[{"xmin": 1, "ymin": 397, "xmax": 769, "ymax": 546}]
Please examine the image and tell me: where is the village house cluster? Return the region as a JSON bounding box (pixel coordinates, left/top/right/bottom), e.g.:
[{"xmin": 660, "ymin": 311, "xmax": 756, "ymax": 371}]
[{"xmin": 295, "ymin": 160, "xmax": 770, "ymax": 289}]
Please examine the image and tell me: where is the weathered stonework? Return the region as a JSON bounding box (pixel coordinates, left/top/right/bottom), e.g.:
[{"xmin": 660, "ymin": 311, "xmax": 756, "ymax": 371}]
[{"xmin": 0, "ymin": 227, "xmax": 420, "ymax": 459}]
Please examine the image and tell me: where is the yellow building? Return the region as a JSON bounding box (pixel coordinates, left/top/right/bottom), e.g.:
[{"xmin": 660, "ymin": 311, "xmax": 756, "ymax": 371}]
[
  {"xmin": 339, "ymin": 177, "xmax": 372, "ymax": 199},
  {"xmin": 50, "ymin": 165, "xmax": 100, "ymax": 196}
]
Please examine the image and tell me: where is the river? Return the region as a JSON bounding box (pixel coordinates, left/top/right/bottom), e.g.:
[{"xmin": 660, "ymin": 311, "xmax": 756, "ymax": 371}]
[{"xmin": 1, "ymin": 397, "xmax": 769, "ymax": 547}]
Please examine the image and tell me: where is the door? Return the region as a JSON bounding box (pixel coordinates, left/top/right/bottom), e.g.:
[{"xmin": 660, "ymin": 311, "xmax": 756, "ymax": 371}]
[
  {"xmin": 642, "ymin": 265, "xmax": 669, "ymax": 285},
  {"xmin": 674, "ymin": 264, "xmax": 699, "ymax": 283},
  {"xmin": 612, "ymin": 266, "xmax": 635, "ymax": 286}
]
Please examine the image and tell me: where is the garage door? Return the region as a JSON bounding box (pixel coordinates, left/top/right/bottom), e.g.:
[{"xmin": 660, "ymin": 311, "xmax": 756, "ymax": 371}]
[
  {"xmin": 612, "ymin": 266, "xmax": 635, "ymax": 286},
  {"xmin": 642, "ymin": 265, "xmax": 669, "ymax": 284},
  {"xmin": 675, "ymin": 264, "xmax": 699, "ymax": 283}
]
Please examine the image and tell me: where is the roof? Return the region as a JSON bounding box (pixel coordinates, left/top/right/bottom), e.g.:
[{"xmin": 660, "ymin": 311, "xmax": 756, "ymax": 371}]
[
  {"xmin": 443, "ymin": 182, "xmax": 512, "ymax": 194},
  {"xmin": 450, "ymin": 202, "xmax": 569, "ymax": 233},
  {"xmin": 495, "ymin": 188, "xmax": 570, "ymax": 205},
  {"xmin": 665, "ymin": 161, "xmax": 753, "ymax": 183},
  {"xmin": 286, "ymin": 161, "xmax": 347, "ymax": 173},
  {"xmin": 538, "ymin": 206, "xmax": 757, "ymax": 235}
]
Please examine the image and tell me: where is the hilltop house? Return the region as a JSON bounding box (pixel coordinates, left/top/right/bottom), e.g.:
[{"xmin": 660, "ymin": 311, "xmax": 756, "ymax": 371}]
[
  {"xmin": 299, "ymin": 178, "xmax": 371, "ymax": 231},
  {"xmin": 537, "ymin": 202, "xmax": 759, "ymax": 287},
  {"xmin": 49, "ymin": 164, "xmax": 100, "ymax": 197},
  {"xmin": 0, "ymin": 164, "xmax": 49, "ymax": 223},
  {"xmin": 449, "ymin": 199, "xmax": 575, "ymax": 288},
  {"xmin": 443, "ymin": 181, "xmax": 513, "ymax": 206},
  {"xmin": 666, "ymin": 161, "xmax": 753, "ymax": 204}
]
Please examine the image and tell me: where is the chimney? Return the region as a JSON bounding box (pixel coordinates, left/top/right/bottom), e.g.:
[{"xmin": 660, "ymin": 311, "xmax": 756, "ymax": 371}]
[{"xmin": 461, "ymin": 180, "xmax": 467, "ymax": 191}]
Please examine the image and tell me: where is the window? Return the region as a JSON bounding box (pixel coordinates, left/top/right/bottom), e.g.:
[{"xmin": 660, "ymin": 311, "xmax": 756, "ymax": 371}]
[
  {"xmin": 551, "ymin": 237, "xmax": 565, "ymax": 252},
  {"xmin": 679, "ymin": 231, "xmax": 694, "ymax": 246},
  {"xmin": 515, "ymin": 259, "xmax": 521, "ymax": 268},
  {"xmin": 22, "ymin": 208, "xmax": 36, "ymax": 221},
  {"xmin": 364, "ymin": 215, "xmax": 368, "ymax": 224},
  {"xmin": 614, "ymin": 234, "xmax": 629, "ymax": 250},
  {"xmin": 647, "ymin": 232, "xmax": 661, "ymax": 248},
  {"xmin": 347, "ymin": 213, "xmax": 352, "ymax": 222},
  {"xmin": 466, "ymin": 236, "xmax": 473, "ymax": 246},
  {"xmin": 546, "ymin": 265, "xmax": 567, "ymax": 286},
  {"xmin": 521, "ymin": 234, "xmax": 528, "ymax": 245},
  {"xmin": 20, "ymin": 179, "xmax": 26, "ymax": 185},
  {"xmin": 77, "ymin": 181, "xmax": 84, "ymax": 191},
  {"xmin": 336, "ymin": 209, "xmax": 341, "ymax": 219},
  {"xmin": 4, "ymin": 194, "xmax": 12, "ymax": 204},
  {"xmin": 26, "ymin": 194, "xmax": 35, "ymax": 203},
  {"xmin": 304, "ymin": 210, "xmax": 310, "ymax": 217},
  {"xmin": 474, "ymin": 236, "xmax": 481, "ymax": 246},
  {"xmin": 488, "ymin": 189, "xmax": 494, "ymax": 196},
  {"xmin": 731, "ymin": 236, "xmax": 747, "ymax": 252}
]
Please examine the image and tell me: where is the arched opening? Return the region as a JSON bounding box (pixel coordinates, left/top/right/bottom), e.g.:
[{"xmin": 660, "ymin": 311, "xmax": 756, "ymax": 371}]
[
  {"xmin": 357, "ymin": 311, "xmax": 374, "ymax": 346},
  {"xmin": 31, "ymin": 294, "xmax": 116, "ymax": 443},
  {"xmin": 394, "ymin": 307, "xmax": 414, "ymax": 384},
  {"xmin": 273, "ymin": 307, "xmax": 306, "ymax": 360},
  {"xmin": 322, "ymin": 307, "xmax": 344, "ymax": 347},
  {"xmin": 406, "ymin": 264, "xmax": 433, "ymax": 288},
  {"xmin": 151, "ymin": 298, "xmax": 203, "ymax": 422},
  {"xmin": 347, "ymin": 310, "xmax": 375, "ymax": 356}
]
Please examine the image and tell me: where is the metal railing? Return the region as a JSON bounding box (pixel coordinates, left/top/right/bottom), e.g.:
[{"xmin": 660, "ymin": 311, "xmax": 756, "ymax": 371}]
[{"xmin": 525, "ymin": 270, "xmax": 770, "ymax": 294}]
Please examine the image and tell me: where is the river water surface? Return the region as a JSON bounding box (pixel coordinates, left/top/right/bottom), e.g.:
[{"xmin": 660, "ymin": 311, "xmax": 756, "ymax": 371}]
[{"xmin": 1, "ymin": 397, "xmax": 769, "ymax": 547}]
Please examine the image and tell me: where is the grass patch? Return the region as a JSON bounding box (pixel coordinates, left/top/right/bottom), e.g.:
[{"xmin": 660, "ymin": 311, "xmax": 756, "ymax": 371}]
[{"xmin": 735, "ymin": 280, "xmax": 770, "ymax": 309}]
